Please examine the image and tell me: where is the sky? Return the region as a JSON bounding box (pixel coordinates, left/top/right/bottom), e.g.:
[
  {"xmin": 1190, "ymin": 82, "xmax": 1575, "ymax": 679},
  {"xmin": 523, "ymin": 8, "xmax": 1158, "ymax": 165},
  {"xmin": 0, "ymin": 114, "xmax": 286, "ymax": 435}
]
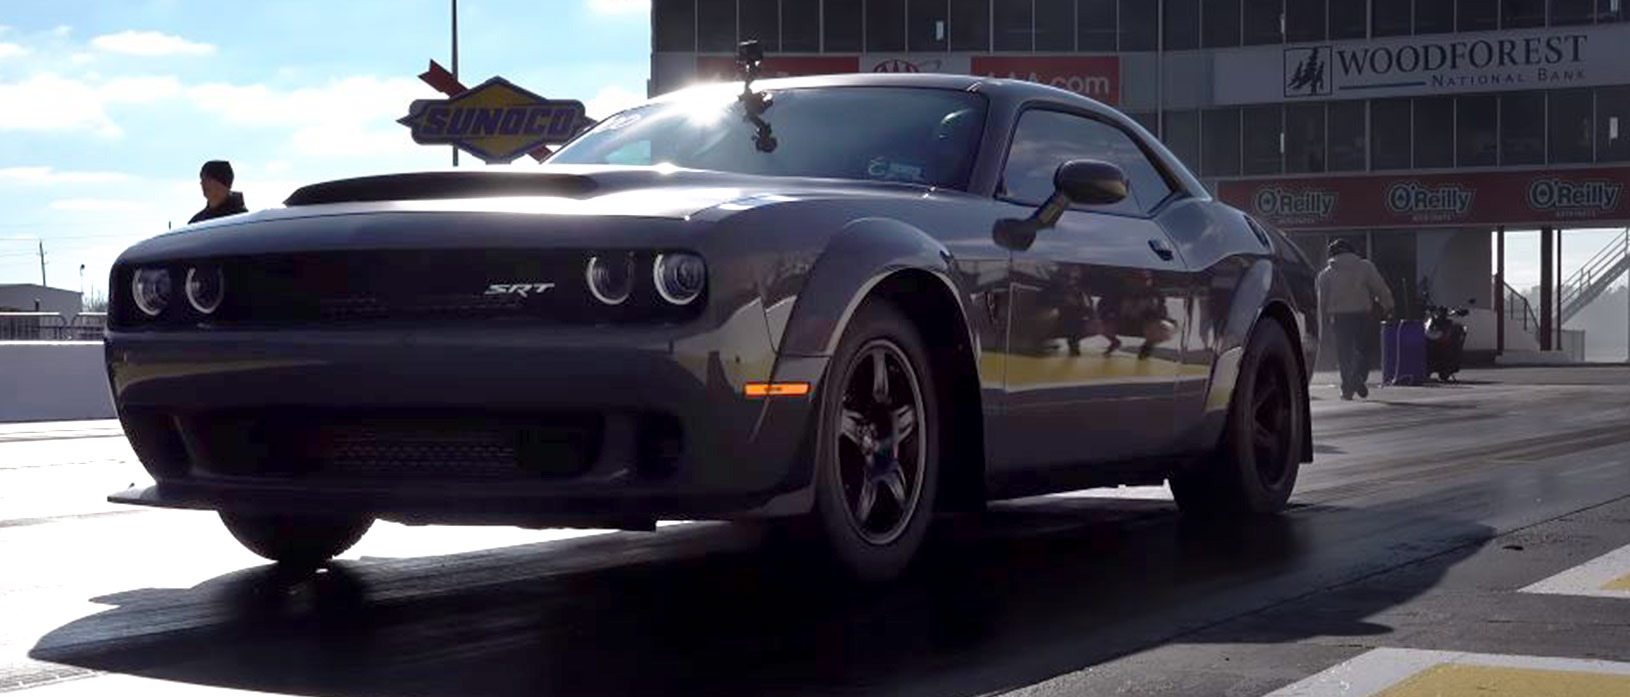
[{"xmin": 0, "ymin": 0, "xmax": 652, "ymax": 298}]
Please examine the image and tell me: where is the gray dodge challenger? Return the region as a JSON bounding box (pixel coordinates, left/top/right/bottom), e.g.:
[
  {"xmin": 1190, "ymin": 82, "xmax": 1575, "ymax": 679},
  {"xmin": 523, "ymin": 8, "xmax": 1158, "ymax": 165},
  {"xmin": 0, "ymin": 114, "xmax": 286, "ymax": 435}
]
[{"xmin": 106, "ymin": 70, "xmax": 1318, "ymax": 581}]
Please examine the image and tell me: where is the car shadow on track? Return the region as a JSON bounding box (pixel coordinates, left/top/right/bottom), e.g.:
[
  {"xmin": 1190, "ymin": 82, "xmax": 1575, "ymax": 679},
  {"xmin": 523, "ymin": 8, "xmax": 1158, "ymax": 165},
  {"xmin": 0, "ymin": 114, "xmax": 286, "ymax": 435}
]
[{"xmin": 31, "ymin": 494, "xmax": 1492, "ymax": 697}]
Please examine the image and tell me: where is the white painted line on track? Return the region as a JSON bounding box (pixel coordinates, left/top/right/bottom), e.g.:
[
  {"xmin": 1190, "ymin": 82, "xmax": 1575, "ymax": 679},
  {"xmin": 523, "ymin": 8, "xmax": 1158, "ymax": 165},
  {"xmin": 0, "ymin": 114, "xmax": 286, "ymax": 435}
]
[
  {"xmin": 1521, "ymin": 542, "xmax": 1630, "ymax": 599},
  {"xmin": 1262, "ymin": 647, "xmax": 1630, "ymax": 697}
]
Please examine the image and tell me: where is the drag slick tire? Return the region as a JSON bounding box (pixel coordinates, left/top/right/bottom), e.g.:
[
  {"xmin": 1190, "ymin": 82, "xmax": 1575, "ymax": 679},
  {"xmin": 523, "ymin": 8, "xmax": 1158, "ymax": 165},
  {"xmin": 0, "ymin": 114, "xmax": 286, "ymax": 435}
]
[
  {"xmin": 219, "ymin": 511, "xmax": 374, "ymax": 566},
  {"xmin": 1171, "ymin": 318, "xmax": 1304, "ymax": 516},
  {"xmin": 809, "ymin": 299, "xmax": 941, "ymax": 583}
]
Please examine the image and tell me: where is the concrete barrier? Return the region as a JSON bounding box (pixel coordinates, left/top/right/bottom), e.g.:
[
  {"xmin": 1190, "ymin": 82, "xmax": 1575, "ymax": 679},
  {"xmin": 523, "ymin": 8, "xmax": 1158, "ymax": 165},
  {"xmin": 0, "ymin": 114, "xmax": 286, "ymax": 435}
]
[{"xmin": 0, "ymin": 342, "xmax": 116, "ymax": 423}]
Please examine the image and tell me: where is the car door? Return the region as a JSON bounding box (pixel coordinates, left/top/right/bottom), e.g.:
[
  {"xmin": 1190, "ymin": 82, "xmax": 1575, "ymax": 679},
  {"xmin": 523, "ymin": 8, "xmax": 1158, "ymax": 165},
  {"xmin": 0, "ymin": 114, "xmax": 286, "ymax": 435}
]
[{"xmin": 990, "ymin": 108, "xmax": 1192, "ymax": 472}]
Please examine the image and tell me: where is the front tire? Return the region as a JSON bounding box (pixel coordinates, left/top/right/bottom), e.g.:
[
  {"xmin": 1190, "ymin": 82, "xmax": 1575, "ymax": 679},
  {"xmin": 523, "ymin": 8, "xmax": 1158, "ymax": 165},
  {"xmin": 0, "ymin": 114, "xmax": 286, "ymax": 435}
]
[
  {"xmin": 1171, "ymin": 318, "xmax": 1305, "ymax": 516},
  {"xmin": 219, "ymin": 511, "xmax": 373, "ymax": 566},
  {"xmin": 809, "ymin": 299, "xmax": 940, "ymax": 582}
]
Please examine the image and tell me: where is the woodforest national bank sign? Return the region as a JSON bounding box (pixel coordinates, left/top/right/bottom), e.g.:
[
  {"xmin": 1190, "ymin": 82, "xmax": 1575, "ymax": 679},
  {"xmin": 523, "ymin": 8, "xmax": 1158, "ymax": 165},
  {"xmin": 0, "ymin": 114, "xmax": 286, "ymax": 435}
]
[{"xmin": 1214, "ymin": 24, "xmax": 1630, "ymax": 105}]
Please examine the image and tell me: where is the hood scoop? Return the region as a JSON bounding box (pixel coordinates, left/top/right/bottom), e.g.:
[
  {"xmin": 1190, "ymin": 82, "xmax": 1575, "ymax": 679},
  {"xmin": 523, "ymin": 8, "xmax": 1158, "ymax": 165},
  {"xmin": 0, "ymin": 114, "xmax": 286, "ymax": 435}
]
[{"xmin": 284, "ymin": 171, "xmax": 599, "ymax": 206}]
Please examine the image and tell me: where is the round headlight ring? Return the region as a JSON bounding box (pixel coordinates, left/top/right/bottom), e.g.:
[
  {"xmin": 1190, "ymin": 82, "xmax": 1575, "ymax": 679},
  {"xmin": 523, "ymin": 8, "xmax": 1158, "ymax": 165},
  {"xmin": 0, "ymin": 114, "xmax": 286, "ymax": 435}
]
[
  {"xmin": 185, "ymin": 266, "xmax": 226, "ymax": 315},
  {"xmin": 653, "ymin": 253, "xmax": 706, "ymax": 306},
  {"xmin": 131, "ymin": 268, "xmax": 172, "ymax": 317},
  {"xmin": 586, "ymin": 254, "xmax": 634, "ymax": 306}
]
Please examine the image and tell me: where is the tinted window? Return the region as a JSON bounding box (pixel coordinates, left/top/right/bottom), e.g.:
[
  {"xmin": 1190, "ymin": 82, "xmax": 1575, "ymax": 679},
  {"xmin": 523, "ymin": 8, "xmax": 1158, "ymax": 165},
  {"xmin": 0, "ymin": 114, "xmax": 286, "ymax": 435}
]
[
  {"xmin": 1244, "ymin": 0, "xmax": 1283, "ymax": 44},
  {"xmin": 1037, "ymin": 0, "xmax": 1077, "ymax": 49},
  {"xmin": 1129, "ymin": 111, "xmax": 1160, "ymax": 135},
  {"xmin": 697, "ymin": 0, "xmax": 736, "ymax": 51},
  {"xmin": 654, "ymin": 0, "xmax": 696, "ymax": 51},
  {"xmin": 1166, "ymin": 0, "xmax": 1203, "ymax": 49},
  {"xmin": 1413, "ymin": 97, "xmax": 1454, "ymax": 169},
  {"xmin": 1331, "ymin": 0, "xmax": 1368, "ymax": 38},
  {"xmin": 951, "ymin": 0, "xmax": 991, "ymax": 50},
  {"xmin": 1501, "ymin": 92, "xmax": 1546, "ymax": 165},
  {"xmin": 1243, "ymin": 105, "xmax": 1284, "ymax": 175},
  {"xmin": 1371, "ymin": 99, "xmax": 1412, "ymax": 169},
  {"xmin": 1285, "ymin": 103, "xmax": 1326, "ymax": 173},
  {"xmin": 1604, "ymin": 0, "xmax": 1627, "ymax": 22},
  {"xmin": 1286, "ymin": 0, "xmax": 1326, "ymax": 42},
  {"xmin": 1372, "ymin": 0, "xmax": 1411, "ymax": 36},
  {"xmin": 1002, "ymin": 110, "xmax": 1173, "ymax": 214},
  {"xmin": 1457, "ymin": 95, "xmax": 1498, "ymax": 167},
  {"xmin": 1328, "ymin": 100, "xmax": 1366, "ymax": 170},
  {"xmin": 909, "ymin": 0, "xmax": 949, "ymax": 50},
  {"xmin": 868, "ymin": 0, "xmax": 907, "ymax": 51},
  {"xmin": 1163, "ymin": 110, "xmax": 1202, "ymax": 175},
  {"xmin": 553, "ymin": 88, "xmax": 989, "ymax": 189},
  {"xmin": 1121, "ymin": 0, "xmax": 1159, "ymax": 50},
  {"xmin": 741, "ymin": 0, "xmax": 779, "ymax": 49},
  {"xmin": 782, "ymin": 0, "xmax": 820, "ymax": 51},
  {"xmin": 1599, "ymin": 86, "xmax": 1630, "ymax": 162},
  {"xmin": 994, "ymin": 0, "xmax": 1034, "ymax": 49},
  {"xmin": 1502, "ymin": 0, "xmax": 1546, "ymax": 26},
  {"xmin": 1550, "ymin": 89, "xmax": 1594, "ymax": 163},
  {"xmin": 825, "ymin": 0, "xmax": 863, "ymax": 51},
  {"xmin": 1205, "ymin": 0, "xmax": 1243, "ymax": 47},
  {"xmin": 1416, "ymin": 0, "xmax": 1456, "ymax": 33},
  {"xmin": 1080, "ymin": 0, "xmax": 1118, "ymax": 50},
  {"xmin": 1458, "ymin": 0, "xmax": 1499, "ymax": 30},
  {"xmin": 1202, "ymin": 108, "xmax": 1242, "ymax": 176},
  {"xmin": 1552, "ymin": 0, "xmax": 1597, "ymax": 23}
]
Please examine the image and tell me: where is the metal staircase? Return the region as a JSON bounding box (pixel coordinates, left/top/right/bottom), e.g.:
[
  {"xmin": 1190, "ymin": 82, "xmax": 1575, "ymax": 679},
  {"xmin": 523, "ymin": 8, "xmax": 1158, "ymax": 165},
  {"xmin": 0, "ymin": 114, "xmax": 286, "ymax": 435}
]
[{"xmin": 1561, "ymin": 228, "xmax": 1630, "ymax": 326}]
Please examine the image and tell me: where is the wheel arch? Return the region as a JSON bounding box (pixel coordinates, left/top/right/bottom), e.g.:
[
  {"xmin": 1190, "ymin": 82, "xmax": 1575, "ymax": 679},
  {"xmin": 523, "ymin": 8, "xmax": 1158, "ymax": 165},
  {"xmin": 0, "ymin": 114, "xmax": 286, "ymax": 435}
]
[{"xmin": 1198, "ymin": 259, "xmax": 1315, "ymax": 464}]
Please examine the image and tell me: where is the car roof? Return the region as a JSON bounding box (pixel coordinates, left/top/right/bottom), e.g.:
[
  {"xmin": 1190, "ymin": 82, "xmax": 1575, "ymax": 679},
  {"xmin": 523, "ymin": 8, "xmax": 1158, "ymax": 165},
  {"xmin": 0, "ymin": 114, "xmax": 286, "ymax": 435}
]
[{"xmin": 649, "ymin": 71, "xmax": 1112, "ymax": 112}]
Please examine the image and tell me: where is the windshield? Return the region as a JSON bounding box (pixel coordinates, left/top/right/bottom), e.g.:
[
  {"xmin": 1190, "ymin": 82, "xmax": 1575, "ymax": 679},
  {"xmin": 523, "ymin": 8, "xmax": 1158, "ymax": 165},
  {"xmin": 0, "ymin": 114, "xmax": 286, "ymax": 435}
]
[{"xmin": 549, "ymin": 87, "xmax": 989, "ymax": 191}]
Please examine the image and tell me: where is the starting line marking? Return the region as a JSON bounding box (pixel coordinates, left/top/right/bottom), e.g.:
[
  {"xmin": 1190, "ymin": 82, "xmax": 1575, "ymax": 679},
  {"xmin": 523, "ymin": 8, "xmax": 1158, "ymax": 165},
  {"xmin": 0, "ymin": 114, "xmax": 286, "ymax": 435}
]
[
  {"xmin": 1521, "ymin": 542, "xmax": 1630, "ymax": 599},
  {"xmin": 1264, "ymin": 648, "xmax": 1630, "ymax": 697}
]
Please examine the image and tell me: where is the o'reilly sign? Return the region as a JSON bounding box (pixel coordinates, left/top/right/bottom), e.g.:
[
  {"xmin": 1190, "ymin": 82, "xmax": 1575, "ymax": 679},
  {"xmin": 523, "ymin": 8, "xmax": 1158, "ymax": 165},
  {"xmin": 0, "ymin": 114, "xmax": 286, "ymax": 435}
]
[{"xmin": 1218, "ymin": 24, "xmax": 1629, "ymax": 105}]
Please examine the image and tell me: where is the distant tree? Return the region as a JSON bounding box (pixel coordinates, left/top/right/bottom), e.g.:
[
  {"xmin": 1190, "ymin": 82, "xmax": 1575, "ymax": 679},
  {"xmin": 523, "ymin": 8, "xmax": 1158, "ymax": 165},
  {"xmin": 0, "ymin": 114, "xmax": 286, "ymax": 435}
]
[{"xmin": 82, "ymin": 288, "xmax": 108, "ymax": 313}]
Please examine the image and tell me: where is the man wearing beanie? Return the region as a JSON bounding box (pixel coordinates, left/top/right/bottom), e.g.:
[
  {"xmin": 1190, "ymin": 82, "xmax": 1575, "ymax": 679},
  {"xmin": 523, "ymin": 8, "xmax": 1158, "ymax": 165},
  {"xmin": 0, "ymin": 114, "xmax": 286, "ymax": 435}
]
[{"xmin": 189, "ymin": 159, "xmax": 248, "ymax": 224}]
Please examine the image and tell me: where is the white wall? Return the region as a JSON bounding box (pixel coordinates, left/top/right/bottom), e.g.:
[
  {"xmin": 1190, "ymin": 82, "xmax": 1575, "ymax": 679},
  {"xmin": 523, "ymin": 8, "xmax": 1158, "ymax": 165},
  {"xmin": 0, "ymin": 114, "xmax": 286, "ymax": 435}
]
[{"xmin": 0, "ymin": 342, "xmax": 115, "ymax": 422}]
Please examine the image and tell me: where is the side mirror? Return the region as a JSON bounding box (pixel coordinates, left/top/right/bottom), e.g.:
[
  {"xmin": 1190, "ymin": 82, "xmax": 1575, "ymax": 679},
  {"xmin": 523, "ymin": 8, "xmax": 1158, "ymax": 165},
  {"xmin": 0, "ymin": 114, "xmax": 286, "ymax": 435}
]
[{"xmin": 1055, "ymin": 159, "xmax": 1129, "ymax": 207}]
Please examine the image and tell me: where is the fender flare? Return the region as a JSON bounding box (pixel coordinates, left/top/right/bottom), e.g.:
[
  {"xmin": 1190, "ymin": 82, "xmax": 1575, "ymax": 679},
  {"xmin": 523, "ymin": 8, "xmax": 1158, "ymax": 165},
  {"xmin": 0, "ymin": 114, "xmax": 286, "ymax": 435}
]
[{"xmin": 1198, "ymin": 259, "xmax": 1304, "ymax": 452}]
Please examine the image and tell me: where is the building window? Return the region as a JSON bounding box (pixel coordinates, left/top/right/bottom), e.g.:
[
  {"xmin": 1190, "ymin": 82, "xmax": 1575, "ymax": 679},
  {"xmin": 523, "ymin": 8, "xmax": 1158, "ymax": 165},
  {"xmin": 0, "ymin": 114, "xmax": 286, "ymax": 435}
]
[
  {"xmin": 1121, "ymin": 0, "xmax": 1159, "ymax": 50},
  {"xmin": 1243, "ymin": 0, "xmax": 1283, "ymax": 44},
  {"xmin": 951, "ymin": 0, "xmax": 991, "ymax": 50},
  {"xmin": 1331, "ymin": 0, "xmax": 1368, "ymax": 38},
  {"xmin": 1502, "ymin": 0, "xmax": 1547, "ymax": 27},
  {"xmin": 1037, "ymin": 0, "xmax": 1077, "ymax": 50},
  {"xmin": 1501, "ymin": 92, "xmax": 1546, "ymax": 165},
  {"xmin": 1416, "ymin": 0, "xmax": 1456, "ymax": 34},
  {"xmin": 825, "ymin": 0, "xmax": 863, "ymax": 51},
  {"xmin": 1550, "ymin": 89, "xmax": 1595, "ymax": 163},
  {"xmin": 994, "ymin": 0, "xmax": 1034, "ymax": 50},
  {"xmin": 1552, "ymin": 0, "xmax": 1596, "ymax": 23},
  {"xmin": 653, "ymin": 0, "xmax": 696, "ymax": 52},
  {"xmin": 1204, "ymin": 0, "xmax": 1243, "ymax": 47},
  {"xmin": 1202, "ymin": 108, "xmax": 1242, "ymax": 177},
  {"xmin": 1603, "ymin": 0, "xmax": 1627, "ymax": 22},
  {"xmin": 697, "ymin": 0, "xmax": 735, "ymax": 51},
  {"xmin": 1285, "ymin": 103, "xmax": 1326, "ymax": 173},
  {"xmin": 1286, "ymin": 0, "xmax": 1326, "ymax": 43},
  {"xmin": 741, "ymin": 0, "xmax": 779, "ymax": 50},
  {"xmin": 1371, "ymin": 99, "xmax": 1413, "ymax": 169},
  {"xmin": 909, "ymin": 0, "xmax": 950, "ymax": 50},
  {"xmin": 1599, "ymin": 86, "xmax": 1630, "ymax": 162},
  {"xmin": 1079, "ymin": 0, "xmax": 1117, "ymax": 50},
  {"xmin": 1373, "ymin": 0, "xmax": 1412, "ymax": 36},
  {"xmin": 1163, "ymin": 110, "xmax": 1202, "ymax": 175},
  {"xmin": 1166, "ymin": 0, "xmax": 1203, "ymax": 49},
  {"xmin": 868, "ymin": 0, "xmax": 907, "ymax": 51},
  {"xmin": 781, "ymin": 1, "xmax": 820, "ymax": 50},
  {"xmin": 1456, "ymin": 95, "xmax": 1498, "ymax": 167},
  {"xmin": 1458, "ymin": 0, "xmax": 1500, "ymax": 30},
  {"xmin": 1328, "ymin": 100, "xmax": 1367, "ymax": 171},
  {"xmin": 1243, "ymin": 105, "xmax": 1284, "ymax": 175},
  {"xmin": 1414, "ymin": 97, "xmax": 1455, "ymax": 169}
]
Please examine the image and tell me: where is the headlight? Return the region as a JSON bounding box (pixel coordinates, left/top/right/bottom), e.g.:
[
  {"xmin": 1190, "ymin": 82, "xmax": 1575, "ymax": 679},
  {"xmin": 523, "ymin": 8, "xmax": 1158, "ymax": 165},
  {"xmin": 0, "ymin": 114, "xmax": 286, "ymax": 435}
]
[
  {"xmin": 131, "ymin": 268, "xmax": 172, "ymax": 317},
  {"xmin": 185, "ymin": 266, "xmax": 225, "ymax": 314},
  {"xmin": 653, "ymin": 253, "xmax": 706, "ymax": 306},
  {"xmin": 585, "ymin": 254, "xmax": 634, "ymax": 305}
]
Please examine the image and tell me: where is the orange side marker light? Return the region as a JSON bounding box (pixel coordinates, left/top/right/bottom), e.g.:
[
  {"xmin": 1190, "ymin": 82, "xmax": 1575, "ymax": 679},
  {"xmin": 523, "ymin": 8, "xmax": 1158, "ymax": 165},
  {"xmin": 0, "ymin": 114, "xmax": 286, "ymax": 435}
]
[{"xmin": 744, "ymin": 382, "xmax": 811, "ymax": 397}]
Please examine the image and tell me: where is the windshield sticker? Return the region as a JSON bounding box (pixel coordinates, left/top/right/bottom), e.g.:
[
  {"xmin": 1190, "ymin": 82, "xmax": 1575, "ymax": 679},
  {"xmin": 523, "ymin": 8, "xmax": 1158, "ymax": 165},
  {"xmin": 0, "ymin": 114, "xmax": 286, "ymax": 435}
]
[{"xmin": 867, "ymin": 157, "xmax": 927, "ymax": 184}]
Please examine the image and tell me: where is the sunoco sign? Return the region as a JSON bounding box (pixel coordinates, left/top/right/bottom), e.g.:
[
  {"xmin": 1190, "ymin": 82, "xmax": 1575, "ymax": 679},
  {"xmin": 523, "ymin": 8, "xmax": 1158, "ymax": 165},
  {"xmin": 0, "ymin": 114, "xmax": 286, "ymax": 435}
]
[{"xmin": 1218, "ymin": 24, "xmax": 1630, "ymax": 104}]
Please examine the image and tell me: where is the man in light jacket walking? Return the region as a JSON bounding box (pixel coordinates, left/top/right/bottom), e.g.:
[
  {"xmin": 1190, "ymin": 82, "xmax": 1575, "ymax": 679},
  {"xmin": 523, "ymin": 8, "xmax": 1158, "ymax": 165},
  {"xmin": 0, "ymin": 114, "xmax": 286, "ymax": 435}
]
[{"xmin": 1317, "ymin": 240, "xmax": 1395, "ymax": 400}]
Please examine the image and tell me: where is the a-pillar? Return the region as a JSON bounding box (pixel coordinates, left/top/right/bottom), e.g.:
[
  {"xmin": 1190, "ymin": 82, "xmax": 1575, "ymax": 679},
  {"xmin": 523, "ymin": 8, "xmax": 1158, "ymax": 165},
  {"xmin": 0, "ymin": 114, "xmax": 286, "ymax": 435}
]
[{"xmin": 1540, "ymin": 226, "xmax": 1554, "ymax": 351}]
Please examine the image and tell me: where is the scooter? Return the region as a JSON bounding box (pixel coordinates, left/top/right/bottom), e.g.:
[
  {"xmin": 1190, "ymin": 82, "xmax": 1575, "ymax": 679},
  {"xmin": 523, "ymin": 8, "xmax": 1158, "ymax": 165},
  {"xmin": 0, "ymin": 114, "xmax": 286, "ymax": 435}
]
[{"xmin": 1424, "ymin": 301, "xmax": 1471, "ymax": 382}]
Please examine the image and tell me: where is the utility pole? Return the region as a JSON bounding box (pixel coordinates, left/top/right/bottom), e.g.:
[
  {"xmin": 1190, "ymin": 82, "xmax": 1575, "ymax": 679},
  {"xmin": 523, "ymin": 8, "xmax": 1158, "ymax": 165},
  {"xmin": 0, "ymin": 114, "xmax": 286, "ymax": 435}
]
[
  {"xmin": 37, "ymin": 240, "xmax": 46, "ymax": 287},
  {"xmin": 451, "ymin": 0, "xmax": 460, "ymax": 168}
]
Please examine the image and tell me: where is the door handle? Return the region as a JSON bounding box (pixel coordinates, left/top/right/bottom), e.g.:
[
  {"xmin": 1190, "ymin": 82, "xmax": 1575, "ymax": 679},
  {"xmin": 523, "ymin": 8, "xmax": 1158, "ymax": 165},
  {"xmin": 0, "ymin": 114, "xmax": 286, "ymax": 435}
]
[{"xmin": 1148, "ymin": 239, "xmax": 1175, "ymax": 261}]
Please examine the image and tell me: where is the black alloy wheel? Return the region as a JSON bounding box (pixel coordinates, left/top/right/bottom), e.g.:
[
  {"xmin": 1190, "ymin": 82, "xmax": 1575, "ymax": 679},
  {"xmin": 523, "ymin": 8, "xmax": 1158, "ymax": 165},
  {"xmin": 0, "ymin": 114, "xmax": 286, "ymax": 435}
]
[{"xmin": 835, "ymin": 340, "xmax": 928, "ymax": 546}]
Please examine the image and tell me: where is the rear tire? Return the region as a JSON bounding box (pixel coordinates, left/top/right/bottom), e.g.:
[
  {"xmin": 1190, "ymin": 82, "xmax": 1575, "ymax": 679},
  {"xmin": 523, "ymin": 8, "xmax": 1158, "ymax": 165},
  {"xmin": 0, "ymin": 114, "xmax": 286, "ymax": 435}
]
[
  {"xmin": 1171, "ymin": 319, "xmax": 1304, "ymax": 516},
  {"xmin": 219, "ymin": 511, "xmax": 373, "ymax": 566}
]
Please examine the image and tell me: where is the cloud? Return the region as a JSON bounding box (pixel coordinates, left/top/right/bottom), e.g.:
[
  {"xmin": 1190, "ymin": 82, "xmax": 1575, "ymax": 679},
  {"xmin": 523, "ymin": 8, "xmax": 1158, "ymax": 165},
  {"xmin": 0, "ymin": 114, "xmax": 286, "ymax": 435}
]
[
  {"xmin": 187, "ymin": 76, "xmax": 431, "ymax": 157},
  {"xmin": 0, "ymin": 167, "xmax": 136, "ymax": 184},
  {"xmin": 50, "ymin": 26, "xmax": 71, "ymax": 38},
  {"xmin": 585, "ymin": 84, "xmax": 646, "ymax": 119},
  {"xmin": 50, "ymin": 199, "xmax": 149, "ymax": 212},
  {"xmin": 0, "ymin": 43, "xmax": 27, "ymax": 59},
  {"xmin": 0, "ymin": 73, "xmax": 185, "ymax": 137},
  {"xmin": 91, "ymin": 30, "xmax": 215, "ymax": 57},
  {"xmin": 587, "ymin": 0, "xmax": 650, "ymax": 14}
]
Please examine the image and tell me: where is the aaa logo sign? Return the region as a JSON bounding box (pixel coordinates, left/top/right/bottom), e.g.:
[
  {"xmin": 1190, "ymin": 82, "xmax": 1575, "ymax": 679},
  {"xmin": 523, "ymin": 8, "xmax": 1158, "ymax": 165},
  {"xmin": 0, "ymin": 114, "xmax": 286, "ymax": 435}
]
[{"xmin": 398, "ymin": 77, "xmax": 591, "ymax": 164}]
